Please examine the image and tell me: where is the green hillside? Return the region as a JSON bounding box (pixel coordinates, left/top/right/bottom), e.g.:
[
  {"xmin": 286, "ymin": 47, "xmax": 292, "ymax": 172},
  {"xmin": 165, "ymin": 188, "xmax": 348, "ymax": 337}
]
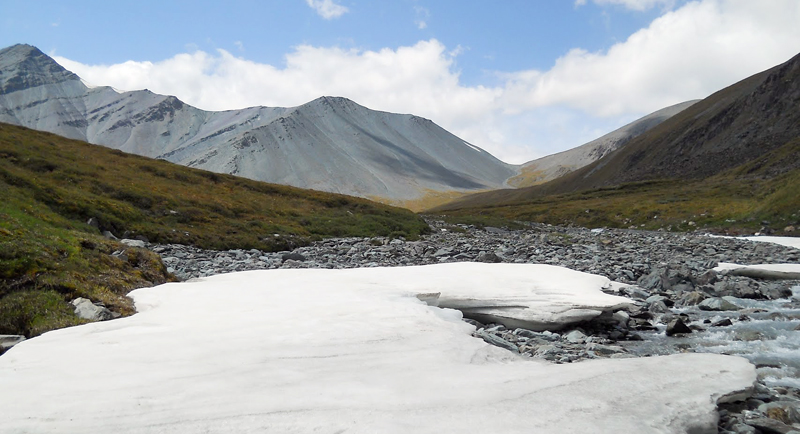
[
  {"xmin": 0, "ymin": 123, "xmax": 429, "ymax": 338},
  {"xmin": 430, "ymin": 139, "xmax": 800, "ymax": 234}
]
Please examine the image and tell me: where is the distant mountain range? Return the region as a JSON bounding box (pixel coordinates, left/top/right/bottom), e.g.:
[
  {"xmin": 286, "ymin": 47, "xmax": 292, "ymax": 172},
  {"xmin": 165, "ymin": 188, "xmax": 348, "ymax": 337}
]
[{"xmin": 0, "ymin": 44, "xmax": 694, "ymax": 208}]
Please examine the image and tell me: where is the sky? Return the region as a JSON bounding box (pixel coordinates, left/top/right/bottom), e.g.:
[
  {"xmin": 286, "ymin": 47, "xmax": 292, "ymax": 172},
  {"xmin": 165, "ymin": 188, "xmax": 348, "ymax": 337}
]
[{"xmin": 2, "ymin": 0, "xmax": 799, "ymax": 164}]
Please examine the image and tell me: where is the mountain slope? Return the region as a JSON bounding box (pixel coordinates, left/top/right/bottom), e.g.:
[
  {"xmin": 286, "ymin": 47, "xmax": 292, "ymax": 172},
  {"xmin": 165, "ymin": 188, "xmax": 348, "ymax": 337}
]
[
  {"xmin": 432, "ymin": 51, "xmax": 800, "ymax": 233},
  {"xmin": 1, "ymin": 122, "xmax": 430, "ymax": 337},
  {"xmin": 508, "ymin": 100, "xmax": 698, "ymax": 188},
  {"xmin": 0, "ymin": 44, "xmax": 516, "ymax": 204}
]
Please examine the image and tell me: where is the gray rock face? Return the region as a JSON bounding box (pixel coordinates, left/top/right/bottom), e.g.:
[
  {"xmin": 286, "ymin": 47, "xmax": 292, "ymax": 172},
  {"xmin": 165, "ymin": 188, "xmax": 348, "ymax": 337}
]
[{"xmin": 0, "ymin": 44, "xmax": 516, "ymax": 203}]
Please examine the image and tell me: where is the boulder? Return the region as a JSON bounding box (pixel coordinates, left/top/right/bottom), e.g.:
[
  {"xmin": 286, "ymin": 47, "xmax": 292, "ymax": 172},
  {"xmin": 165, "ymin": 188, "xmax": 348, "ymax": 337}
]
[
  {"xmin": 698, "ymin": 297, "xmax": 740, "ymax": 311},
  {"xmin": 120, "ymin": 239, "xmax": 146, "ymax": 248},
  {"xmin": 71, "ymin": 298, "xmax": 114, "ymax": 321},
  {"xmin": 665, "ymin": 318, "xmax": 692, "ymax": 336}
]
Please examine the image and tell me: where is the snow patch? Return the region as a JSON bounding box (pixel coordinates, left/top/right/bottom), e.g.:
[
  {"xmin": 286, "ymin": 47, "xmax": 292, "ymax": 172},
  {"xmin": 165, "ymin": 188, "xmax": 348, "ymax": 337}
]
[{"xmin": 0, "ymin": 264, "xmax": 755, "ymax": 433}]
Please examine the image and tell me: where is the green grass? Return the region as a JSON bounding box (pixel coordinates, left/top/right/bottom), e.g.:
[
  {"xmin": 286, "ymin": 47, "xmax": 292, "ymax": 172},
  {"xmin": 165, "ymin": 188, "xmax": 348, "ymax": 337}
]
[
  {"xmin": 432, "ymin": 171, "xmax": 800, "ymax": 234},
  {"xmin": 432, "ymin": 138, "xmax": 800, "ymax": 234},
  {"xmin": 0, "ymin": 122, "xmax": 430, "ymax": 337}
]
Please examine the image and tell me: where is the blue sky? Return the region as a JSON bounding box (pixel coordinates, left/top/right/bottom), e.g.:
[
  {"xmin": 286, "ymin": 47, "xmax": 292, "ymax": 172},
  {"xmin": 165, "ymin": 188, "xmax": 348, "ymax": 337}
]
[{"xmin": 2, "ymin": 0, "xmax": 800, "ymax": 163}]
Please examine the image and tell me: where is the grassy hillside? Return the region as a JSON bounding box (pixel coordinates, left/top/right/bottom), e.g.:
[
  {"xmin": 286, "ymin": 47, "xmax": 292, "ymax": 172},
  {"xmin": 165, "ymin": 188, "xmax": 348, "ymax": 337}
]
[
  {"xmin": 430, "ymin": 138, "xmax": 800, "ymax": 234},
  {"xmin": 0, "ymin": 123, "xmax": 430, "ymax": 338}
]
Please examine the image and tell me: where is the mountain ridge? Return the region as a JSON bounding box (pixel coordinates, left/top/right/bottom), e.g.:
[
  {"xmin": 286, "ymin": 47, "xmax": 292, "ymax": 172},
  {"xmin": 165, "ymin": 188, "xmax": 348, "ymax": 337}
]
[{"xmin": 0, "ymin": 44, "xmax": 515, "ymax": 205}]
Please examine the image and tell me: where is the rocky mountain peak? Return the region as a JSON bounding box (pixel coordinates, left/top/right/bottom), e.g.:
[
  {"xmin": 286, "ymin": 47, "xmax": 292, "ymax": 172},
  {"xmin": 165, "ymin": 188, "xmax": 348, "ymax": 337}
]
[{"xmin": 0, "ymin": 44, "xmax": 80, "ymax": 95}]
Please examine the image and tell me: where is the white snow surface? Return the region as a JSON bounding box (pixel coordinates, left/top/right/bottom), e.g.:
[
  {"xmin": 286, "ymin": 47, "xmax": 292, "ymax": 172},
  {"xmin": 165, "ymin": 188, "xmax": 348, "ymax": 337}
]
[
  {"xmin": 741, "ymin": 235, "xmax": 800, "ymax": 250},
  {"xmin": 0, "ymin": 263, "xmax": 755, "ymax": 433}
]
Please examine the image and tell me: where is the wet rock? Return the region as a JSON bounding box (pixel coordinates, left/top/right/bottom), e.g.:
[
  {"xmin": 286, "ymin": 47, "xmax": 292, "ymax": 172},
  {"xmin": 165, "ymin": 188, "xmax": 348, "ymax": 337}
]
[
  {"xmin": 476, "ymin": 330, "xmax": 519, "ymax": 353},
  {"xmin": 665, "ymin": 318, "xmax": 692, "ymax": 336},
  {"xmin": 698, "ymin": 297, "xmax": 740, "ymax": 311},
  {"xmin": 712, "ymin": 318, "xmax": 734, "ymax": 327},
  {"xmin": 745, "ymin": 416, "xmax": 798, "ymax": 434}
]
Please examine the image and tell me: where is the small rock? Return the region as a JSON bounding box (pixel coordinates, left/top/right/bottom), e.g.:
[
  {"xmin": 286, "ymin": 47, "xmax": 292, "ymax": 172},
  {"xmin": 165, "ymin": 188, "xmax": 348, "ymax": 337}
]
[
  {"xmin": 281, "ymin": 252, "xmax": 306, "ymax": 262},
  {"xmin": 120, "ymin": 239, "xmax": 146, "ymax": 248},
  {"xmin": 476, "ymin": 330, "xmax": 519, "ymax": 353},
  {"xmin": 712, "ymin": 318, "xmax": 734, "ymax": 327},
  {"xmin": 475, "ymin": 252, "xmax": 502, "ymax": 263}
]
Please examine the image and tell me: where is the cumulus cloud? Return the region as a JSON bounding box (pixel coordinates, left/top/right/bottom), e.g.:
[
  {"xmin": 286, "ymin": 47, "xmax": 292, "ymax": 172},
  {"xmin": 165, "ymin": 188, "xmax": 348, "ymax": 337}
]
[
  {"xmin": 502, "ymin": 0, "xmax": 800, "ymax": 117},
  {"xmin": 305, "ymin": 0, "xmax": 349, "ymax": 19},
  {"xmin": 54, "ymin": 0, "xmax": 800, "ymax": 164}
]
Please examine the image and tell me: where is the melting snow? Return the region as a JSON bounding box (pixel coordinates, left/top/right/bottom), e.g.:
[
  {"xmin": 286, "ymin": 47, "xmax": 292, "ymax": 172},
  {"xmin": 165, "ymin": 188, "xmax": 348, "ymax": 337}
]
[{"xmin": 0, "ymin": 263, "xmax": 755, "ymax": 433}]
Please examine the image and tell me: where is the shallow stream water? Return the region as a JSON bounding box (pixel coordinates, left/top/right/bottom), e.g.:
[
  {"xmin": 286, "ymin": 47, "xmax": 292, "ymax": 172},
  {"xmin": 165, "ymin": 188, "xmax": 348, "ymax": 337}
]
[{"xmin": 623, "ymin": 286, "xmax": 800, "ymax": 389}]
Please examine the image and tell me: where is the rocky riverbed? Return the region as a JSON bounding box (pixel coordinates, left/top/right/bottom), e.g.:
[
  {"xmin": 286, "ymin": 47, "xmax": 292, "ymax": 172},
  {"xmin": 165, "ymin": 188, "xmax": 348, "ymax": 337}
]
[{"xmin": 93, "ymin": 220, "xmax": 800, "ymax": 433}]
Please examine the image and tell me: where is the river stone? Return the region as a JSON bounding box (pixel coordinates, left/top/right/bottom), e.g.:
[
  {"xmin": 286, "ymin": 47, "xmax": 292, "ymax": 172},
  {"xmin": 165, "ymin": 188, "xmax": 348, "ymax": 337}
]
[
  {"xmin": 475, "ymin": 252, "xmax": 502, "ymax": 263},
  {"xmin": 678, "ymin": 291, "xmax": 707, "ymax": 306},
  {"xmin": 281, "ymin": 252, "xmax": 307, "ymax": 262},
  {"xmin": 71, "ymin": 298, "xmax": 114, "ymax": 321},
  {"xmin": 698, "ymin": 297, "xmax": 740, "ymax": 311},
  {"xmin": 745, "ymin": 416, "xmax": 798, "ymax": 434},
  {"xmin": 565, "ymin": 330, "xmax": 587, "ymax": 344},
  {"xmin": 665, "ymin": 318, "xmax": 692, "ymax": 336},
  {"xmin": 476, "ymin": 330, "xmax": 519, "ymax": 353},
  {"xmin": 763, "ymin": 283, "xmax": 794, "ymax": 300}
]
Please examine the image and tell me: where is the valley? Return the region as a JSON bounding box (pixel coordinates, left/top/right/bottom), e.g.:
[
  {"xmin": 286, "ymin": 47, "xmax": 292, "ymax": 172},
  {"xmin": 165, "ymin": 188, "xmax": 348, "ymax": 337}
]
[{"xmin": 1, "ymin": 38, "xmax": 799, "ymax": 434}]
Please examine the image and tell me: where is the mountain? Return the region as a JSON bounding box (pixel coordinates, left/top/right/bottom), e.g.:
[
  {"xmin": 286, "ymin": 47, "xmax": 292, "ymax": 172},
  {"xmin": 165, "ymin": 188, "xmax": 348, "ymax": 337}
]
[
  {"xmin": 0, "ymin": 44, "xmax": 516, "ymax": 206},
  {"xmin": 507, "ymin": 100, "xmax": 698, "ymax": 188},
  {"xmin": 432, "ymin": 51, "xmax": 800, "ymax": 234}
]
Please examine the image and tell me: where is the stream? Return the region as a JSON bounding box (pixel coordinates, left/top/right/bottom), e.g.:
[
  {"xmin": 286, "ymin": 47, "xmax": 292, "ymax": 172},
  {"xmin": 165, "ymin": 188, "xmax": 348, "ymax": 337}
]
[{"xmin": 623, "ymin": 285, "xmax": 800, "ymax": 389}]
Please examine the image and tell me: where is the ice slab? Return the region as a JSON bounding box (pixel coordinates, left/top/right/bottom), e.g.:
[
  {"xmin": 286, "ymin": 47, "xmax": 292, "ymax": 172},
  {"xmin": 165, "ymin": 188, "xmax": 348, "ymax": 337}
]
[{"xmin": 0, "ymin": 264, "xmax": 755, "ymax": 433}]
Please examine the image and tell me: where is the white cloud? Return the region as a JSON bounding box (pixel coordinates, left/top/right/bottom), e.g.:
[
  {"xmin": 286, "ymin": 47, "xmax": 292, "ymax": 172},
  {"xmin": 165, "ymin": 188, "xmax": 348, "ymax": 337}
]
[
  {"xmin": 53, "ymin": 0, "xmax": 800, "ymax": 164},
  {"xmin": 501, "ymin": 0, "xmax": 800, "ymax": 118},
  {"xmin": 305, "ymin": 0, "xmax": 348, "ymax": 19}
]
